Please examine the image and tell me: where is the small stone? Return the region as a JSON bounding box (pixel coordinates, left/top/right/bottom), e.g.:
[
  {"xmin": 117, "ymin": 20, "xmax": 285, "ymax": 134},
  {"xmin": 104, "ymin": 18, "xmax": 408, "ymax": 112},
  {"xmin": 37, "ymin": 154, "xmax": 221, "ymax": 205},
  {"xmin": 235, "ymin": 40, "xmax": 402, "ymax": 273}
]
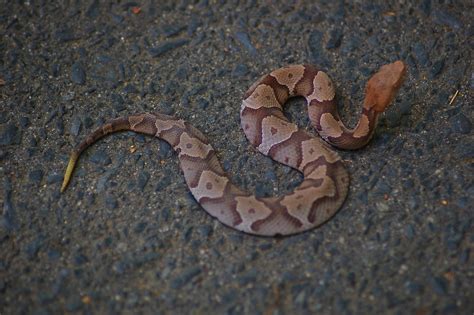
[
  {"xmin": 196, "ymin": 98, "xmax": 209, "ymax": 109},
  {"xmin": 308, "ymin": 30, "xmax": 329, "ymax": 66},
  {"xmin": 137, "ymin": 172, "xmax": 150, "ymax": 191},
  {"xmin": 29, "ymin": 169, "xmax": 44, "ymax": 183},
  {"xmin": 46, "ymin": 173, "xmax": 63, "ymax": 184},
  {"xmin": 89, "ymin": 150, "xmax": 111, "ymax": 165},
  {"xmin": 70, "ymin": 116, "xmax": 82, "ymax": 137},
  {"xmin": 412, "ymin": 43, "xmax": 429, "ymax": 67},
  {"xmin": 105, "ymin": 195, "xmax": 118, "ymax": 209},
  {"xmin": 197, "ymin": 225, "xmax": 213, "ymax": 237},
  {"xmin": 111, "ymin": 93, "xmax": 125, "ymax": 112},
  {"xmin": 110, "ymin": 13, "xmax": 124, "ymax": 24},
  {"xmin": 19, "ymin": 117, "xmax": 29, "ymax": 128},
  {"xmin": 187, "ymin": 15, "xmax": 200, "ymax": 35},
  {"xmin": 419, "ymin": 0, "xmax": 431, "ymax": 15},
  {"xmin": 43, "ymin": 149, "xmax": 55, "ymax": 162},
  {"xmin": 326, "ymin": 29, "xmax": 343, "ymax": 49},
  {"xmin": 430, "ymin": 59, "xmax": 445, "ymax": 78},
  {"xmin": 234, "ymin": 32, "xmax": 257, "ymax": 55},
  {"xmin": 123, "ymin": 84, "xmax": 139, "ymax": 94},
  {"xmin": 231, "ymin": 64, "xmax": 248, "ymax": 77},
  {"xmin": 430, "ymin": 276, "xmax": 447, "ymax": 295},
  {"xmin": 162, "ymin": 24, "xmax": 185, "ymax": 37},
  {"xmin": 86, "ymin": 0, "xmax": 99, "ymax": 18},
  {"xmin": 51, "ymin": 63, "xmax": 60, "ymax": 77},
  {"xmin": 71, "ymin": 62, "xmax": 86, "ymax": 85},
  {"xmin": 134, "ymin": 221, "xmax": 147, "ymax": 234},
  {"xmin": 404, "ymin": 224, "xmax": 415, "ymax": 239},
  {"xmin": 405, "ymin": 281, "xmax": 423, "ymax": 294},
  {"xmin": 238, "ymin": 268, "xmax": 257, "ymax": 285},
  {"xmin": 55, "ymin": 28, "xmax": 76, "ymax": 42},
  {"xmin": 159, "ymin": 141, "xmax": 172, "ymax": 158},
  {"xmin": 74, "ymin": 253, "xmax": 88, "ymax": 265},
  {"xmin": 432, "ymin": 9, "xmax": 462, "ymax": 29},
  {"xmin": 450, "ymin": 113, "xmax": 471, "ymax": 134},
  {"xmin": 0, "ymin": 124, "xmax": 21, "ymax": 145},
  {"xmin": 176, "ymin": 65, "xmax": 189, "ymax": 80},
  {"xmin": 65, "ymin": 296, "xmax": 83, "ymax": 312},
  {"xmin": 170, "ymin": 266, "xmax": 202, "ymax": 289},
  {"xmin": 25, "ymin": 236, "xmax": 43, "ymax": 259},
  {"xmin": 148, "ymin": 39, "xmax": 189, "ymax": 58}
]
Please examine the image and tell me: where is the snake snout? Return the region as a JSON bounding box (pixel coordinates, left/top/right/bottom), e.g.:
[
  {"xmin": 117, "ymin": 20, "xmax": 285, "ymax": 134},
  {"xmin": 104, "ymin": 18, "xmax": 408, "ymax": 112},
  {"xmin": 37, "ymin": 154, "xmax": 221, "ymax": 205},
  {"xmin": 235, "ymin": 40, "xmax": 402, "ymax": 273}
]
[{"xmin": 363, "ymin": 60, "xmax": 407, "ymax": 113}]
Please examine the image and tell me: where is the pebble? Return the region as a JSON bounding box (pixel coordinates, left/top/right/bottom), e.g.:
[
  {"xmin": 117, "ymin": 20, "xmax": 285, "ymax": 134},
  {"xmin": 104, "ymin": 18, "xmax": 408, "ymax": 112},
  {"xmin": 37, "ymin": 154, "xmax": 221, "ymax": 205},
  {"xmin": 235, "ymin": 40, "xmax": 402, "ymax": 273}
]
[
  {"xmin": 432, "ymin": 9, "xmax": 462, "ymax": 29},
  {"xmin": 308, "ymin": 30, "xmax": 329, "ymax": 66},
  {"xmin": 404, "ymin": 224, "xmax": 415, "ymax": 239},
  {"xmin": 196, "ymin": 98, "xmax": 209, "ymax": 110},
  {"xmin": 197, "ymin": 225, "xmax": 213, "ymax": 238},
  {"xmin": 170, "ymin": 266, "xmax": 202, "ymax": 289},
  {"xmin": 134, "ymin": 221, "xmax": 147, "ymax": 234},
  {"xmin": 234, "ymin": 32, "xmax": 257, "ymax": 55},
  {"xmin": 46, "ymin": 173, "xmax": 63, "ymax": 184},
  {"xmin": 187, "ymin": 15, "xmax": 200, "ymax": 35},
  {"xmin": 162, "ymin": 24, "xmax": 185, "ymax": 37},
  {"xmin": 124, "ymin": 84, "xmax": 139, "ymax": 94},
  {"xmin": 326, "ymin": 28, "xmax": 343, "ymax": 49},
  {"xmin": 430, "ymin": 59, "xmax": 445, "ymax": 78},
  {"xmin": 19, "ymin": 117, "xmax": 29, "ymax": 128},
  {"xmin": 111, "ymin": 93, "xmax": 126, "ymax": 112},
  {"xmin": 159, "ymin": 141, "xmax": 172, "ymax": 158},
  {"xmin": 137, "ymin": 171, "xmax": 150, "ymax": 191},
  {"xmin": 0, "ymin": 124, "xmax": 20, "ymax": 145},
  {"xmin": 85, "ymin": 0, "xmax": 100, "ymax": 19},
  {"xmin": 89, "ymin": 149, "xmax": 112, "ymax": 165},
  {"xmin": 450, "ymin": 113, "xmax": 471, "ymax": 134},
  {"xmin": 70, "ymin": 116, "xmax": 82, "ymax": 137},
  {"xmin": 419, "ymin": 0, "xmax": 431, "ymax": 15},
  {"xmin": 430, "ymin": 276, "xmax": 448, "ymax": 295},
  {"xmin": 71, "ymin": 62, "xmax": 86, "ymax": 85},
  {"xmin": 238, "ymin": 268, "xmax": 258, "ymax": 286},
  {"xmin": 55, "ymin": 28, "xmax": 76, "ymax": 42},
  {"xmin": 105, "ymin": 194, "xmax": 118, "ymax": 209},
  {"xmin": 148, "ymin": 39, "xmax": 189, "ymax": 58},
  {"xmin": 412, "ymin": 42, "xmax": 429, "ymax": 67},
  {"xmin": 29, "ymin": 169, "xmax": 44, "ymax": 183},
  {"xmin": 231, "ymin": 64, "xmax": 249, "ymax": 77}
]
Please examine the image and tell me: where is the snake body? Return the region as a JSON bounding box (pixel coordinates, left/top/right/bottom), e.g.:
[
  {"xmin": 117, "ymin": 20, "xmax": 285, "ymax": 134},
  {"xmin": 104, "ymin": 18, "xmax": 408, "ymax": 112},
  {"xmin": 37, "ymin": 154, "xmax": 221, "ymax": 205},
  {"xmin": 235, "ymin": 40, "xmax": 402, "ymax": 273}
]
[{"xmin": 62, "ymin": 61, "xmax": 406, "ymax": 236}]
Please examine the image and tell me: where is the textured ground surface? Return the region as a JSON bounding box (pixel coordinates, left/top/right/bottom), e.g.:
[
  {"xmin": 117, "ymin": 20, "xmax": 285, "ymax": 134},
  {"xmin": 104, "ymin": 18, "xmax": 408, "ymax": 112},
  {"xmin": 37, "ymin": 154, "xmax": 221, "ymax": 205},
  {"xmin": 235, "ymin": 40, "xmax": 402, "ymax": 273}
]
[{"xmin": 1, "ymin": 1, "xmax": 473, "ymax": 314}]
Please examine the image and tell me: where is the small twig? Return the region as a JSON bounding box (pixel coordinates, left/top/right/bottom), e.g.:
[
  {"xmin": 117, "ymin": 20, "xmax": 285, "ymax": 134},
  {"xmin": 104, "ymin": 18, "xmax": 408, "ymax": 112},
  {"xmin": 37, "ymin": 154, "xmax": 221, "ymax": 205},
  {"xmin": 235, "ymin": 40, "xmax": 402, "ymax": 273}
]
[{"xmin": 448, "ymin": 90, "xmax": 459, "ymax": 106}]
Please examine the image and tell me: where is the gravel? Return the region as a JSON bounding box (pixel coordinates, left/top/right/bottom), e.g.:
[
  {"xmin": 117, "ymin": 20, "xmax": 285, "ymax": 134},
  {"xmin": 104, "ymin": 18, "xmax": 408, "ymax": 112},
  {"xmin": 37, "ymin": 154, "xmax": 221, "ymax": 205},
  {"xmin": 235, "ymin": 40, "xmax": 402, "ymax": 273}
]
[{"xmin": 1, "ymin": 1, "xmax": 473, "ymax": 314}]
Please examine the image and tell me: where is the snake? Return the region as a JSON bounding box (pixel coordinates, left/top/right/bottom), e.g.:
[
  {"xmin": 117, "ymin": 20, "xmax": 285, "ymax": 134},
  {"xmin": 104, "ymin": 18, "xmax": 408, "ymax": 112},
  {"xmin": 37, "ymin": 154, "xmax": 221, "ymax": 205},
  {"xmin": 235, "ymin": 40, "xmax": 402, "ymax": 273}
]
[{"xmin": 61, "ymin": 61, "xmax": 406, "ymax": 236}]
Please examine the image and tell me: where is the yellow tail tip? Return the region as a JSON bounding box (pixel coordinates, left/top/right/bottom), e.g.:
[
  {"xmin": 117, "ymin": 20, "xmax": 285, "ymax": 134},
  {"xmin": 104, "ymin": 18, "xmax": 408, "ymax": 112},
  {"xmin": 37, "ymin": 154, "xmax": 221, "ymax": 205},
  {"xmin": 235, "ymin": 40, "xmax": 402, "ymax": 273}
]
[{"xmin": 61, "ymin": 154, "xmax": 78, "ymax": 193}]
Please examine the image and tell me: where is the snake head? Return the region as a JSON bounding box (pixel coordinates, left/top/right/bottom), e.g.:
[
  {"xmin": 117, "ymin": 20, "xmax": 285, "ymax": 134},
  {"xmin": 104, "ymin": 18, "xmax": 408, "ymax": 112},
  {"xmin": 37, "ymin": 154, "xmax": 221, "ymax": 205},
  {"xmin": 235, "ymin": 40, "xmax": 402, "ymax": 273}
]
[{"xmin": 363, "ymin": 61, "xmax": 407, "ymax": 113}]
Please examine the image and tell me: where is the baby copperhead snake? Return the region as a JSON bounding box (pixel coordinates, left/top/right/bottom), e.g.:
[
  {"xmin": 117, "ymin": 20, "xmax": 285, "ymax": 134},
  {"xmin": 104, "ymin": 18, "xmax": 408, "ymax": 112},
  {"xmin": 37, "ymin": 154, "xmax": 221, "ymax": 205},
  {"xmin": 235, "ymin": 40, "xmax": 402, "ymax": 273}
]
[{"xmin": 61, "ymin": 61, "xmax": 406, "ymax": 236}]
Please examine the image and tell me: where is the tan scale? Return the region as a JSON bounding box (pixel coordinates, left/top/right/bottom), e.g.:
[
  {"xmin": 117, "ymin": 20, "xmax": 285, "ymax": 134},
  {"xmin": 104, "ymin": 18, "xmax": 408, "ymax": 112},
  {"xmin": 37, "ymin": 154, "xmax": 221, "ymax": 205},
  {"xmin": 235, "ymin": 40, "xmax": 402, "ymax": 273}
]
[
  {"xmin": 242, "ymin": 84, "xmax": 282, "ymax": 110},
  {"xmin": 257, "ymin": 116, "xmax": 298, "ymax": 155},
  {"xmin": 234, "ymin": 195, "xmax": 273, "ymax": 232},
  {"xmin": 190, "ymin": 170, "xmax": 229, "ymax": 201},
  {"xmin": 155, "ymin": 118, "xmax": 186, "ymax": 135},
  {"xmin": 353, "ymin": 114, "xmax": 370, "ymax": 138},
  {"xmin": 307, "ymin": 71, "xmax": 336, "ymax": 102},
  {"xmin": 281, "ymin": 177, "xmax": 336, "ymax": 226},
  {"xmin": 299, "ymin": 138, "xmax": 340, "ymax": 170},
  {"xmin": 269, "ymin": 65, "xmax": 305, "ymax": 95},
  {"xmin": 318, "ymin": 113, "xmax": 344, "ymax": 138},
  {"xmin": 175, "ymin": 132, "xmax": 212, "ymax": 158}
]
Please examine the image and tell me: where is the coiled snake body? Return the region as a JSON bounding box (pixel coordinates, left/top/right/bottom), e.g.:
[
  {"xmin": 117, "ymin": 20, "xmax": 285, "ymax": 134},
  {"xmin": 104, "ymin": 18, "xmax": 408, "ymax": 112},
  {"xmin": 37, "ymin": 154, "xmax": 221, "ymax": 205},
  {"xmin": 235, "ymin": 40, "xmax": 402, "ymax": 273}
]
[{"xmin": 62, "ymin": 61, "xmax": 406, "ymax": 236}]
